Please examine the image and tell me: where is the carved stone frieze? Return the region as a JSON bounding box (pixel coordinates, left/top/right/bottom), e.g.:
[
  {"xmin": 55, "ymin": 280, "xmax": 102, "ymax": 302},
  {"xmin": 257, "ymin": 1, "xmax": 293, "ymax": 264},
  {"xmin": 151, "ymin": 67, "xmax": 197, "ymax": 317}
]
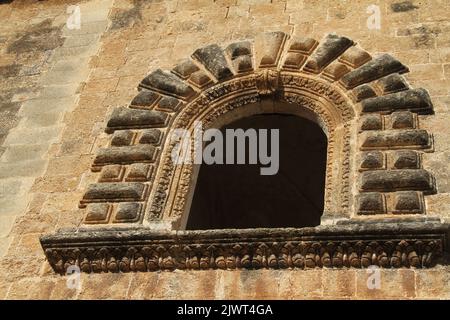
[
  {"xmin": 41, "ymin": 221, "xmax": 449, "ymax": 273},
  {"xmin": 255, "ymin": 69, "xmax": 280, "ymax": 95}
]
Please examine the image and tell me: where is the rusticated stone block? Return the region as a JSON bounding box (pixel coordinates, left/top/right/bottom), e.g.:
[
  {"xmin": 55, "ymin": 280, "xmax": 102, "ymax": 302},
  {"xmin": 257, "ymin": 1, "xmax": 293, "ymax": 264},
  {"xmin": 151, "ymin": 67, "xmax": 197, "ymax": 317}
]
[
  {"xmin": 188, "ymin": 70, "xmax": 212, "ymax": 89},
  {"xmin": 255, "ymin": 31, "xmax": 287, "ymax": 68},
  {"xmin": 99, "ymin": 165, "xmax": 125, "ymax": 182},
  {"xmin": 94, "ymin": 145, "xmax": 157, "ymax": 166},
  {"xmin": 156, "ymin": 96, "xmax": 183, "ymax": 112},
  {"xmin": 171, "ymin": 59, "xmax": 200, "ymax": 80},
  {"xmin": 374, "ymin": 73, "xmax": 409, "ymax": 95},
  {"xmin": 232, "ymin": 55, "xmax": 253, "ymax": 73},
  {"xmin": 392, "ymin": 150, "xmax": 420, "ymax": 169},
  {"xmin": 360, "ymin": 169, "xmax": 435, "ymax": 193},
  {"xmin": 304, "ymin": 34, "xmax": 353, "ymax": 73},
  {"xmin": 139, "ymin": 129, "xmax": 162, "ymax": 145},
  {"xmin": 360, "ymin": 151, "xmax": 384, "ymax": 170},
  {"xmin": 356, "ymin": 192, "xmax": 386, "ymax": 214},
  {"xmin": 322, "ymin": 62, "xmax": 350, "ymax": 81},
  {"xmin": 391, "ymin": 111, "xmax": 415, "ymax": 129},
  {"xmin": 341, "ymin": 54, "xmax": 408, "ymax": 89},
  {"xmin": 352, "ymin": 84, "xmax": 377, "ymax": 102},
  {"xmin": 226, "ymin": 41, "xmax": 252, "ymax": 59},
  {"xmin": 282, "ymin": 52, "xmax": 307, "ymax": 70},
  {"xmin": 140, "ymin": 69, "xmax": 195, "ymax": 100},
  {"xmin": 82, "ymin": 182, "xmax": 148, "ymax": 203},
  {"xmin": 360, "ymin": 88, "xmax": 433, "ymax": 114},
  {"xmin": 360, "ymin": 114, "xmax": 382, "ymax": 131},
  {"xmin": 107, "ymin": 107, "xmax": 168, "ymax": 132},
  {"xmin": 288, "ymin": 36, "xmax": 318, "ymax": 54},
  {"xmin": 126, "ymin": 163, "xmax": 153, "ymax": 182},
  {"xmin": 113, "ymin": 202, "xmax": 142, "ymax": 223},
  {"xmin": 392, "ymin": 191, "xmax": 423, "ymax": 214},
  {"xmin": 192, "ymin": 44, "xmax": 233, "ymax": 80},
  {"xmin": 84, "ymin": 203, "xmax": 112, "ymax": 224},
  {"xmin": 338, "ymin": 46, "xmax": 371, "ymax": 68},
  {"xmin": 360, "ymin": 129, "xmax": 431, "ymax": 150},
  {"xmin": 111, "ymin": 130, "xmax": 134, "ymax": 146},
  {"xmin": 226, "ymin": 41, "xmax": 253, "ymax": 73},
  {"xmin": 130, "ymin": 90, "xmax": 160, "ymax": 107}
]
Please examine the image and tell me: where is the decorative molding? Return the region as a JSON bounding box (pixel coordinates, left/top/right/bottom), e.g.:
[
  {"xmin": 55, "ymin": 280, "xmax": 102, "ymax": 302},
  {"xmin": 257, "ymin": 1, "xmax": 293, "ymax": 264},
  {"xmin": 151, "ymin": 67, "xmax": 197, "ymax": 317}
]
[
  {"xmin": 255, "ymin": 69, "xmax": 279, "ymax": 95},
  {"xmin": 41, "ymin": 221, "xmax": 449, "ymax": 274},
  {"xmin": 60, "ymin": 31, "xmax": 436, "ymax": 227}
]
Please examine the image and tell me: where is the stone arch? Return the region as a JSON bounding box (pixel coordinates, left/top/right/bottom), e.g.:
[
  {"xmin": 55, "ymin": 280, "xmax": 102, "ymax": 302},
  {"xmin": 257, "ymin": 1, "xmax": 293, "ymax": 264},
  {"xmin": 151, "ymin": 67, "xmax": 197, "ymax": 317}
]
[
  {"xmin": 152, "ymin": 76, "xmax": 354, "ymax": 228},
  {"xmin": 80, "ymin": 32, "xmax": 435, "ymax": 226},
  {"xmin": 41, "ymin": 32, "xmax": 447, "ymax": 273}
]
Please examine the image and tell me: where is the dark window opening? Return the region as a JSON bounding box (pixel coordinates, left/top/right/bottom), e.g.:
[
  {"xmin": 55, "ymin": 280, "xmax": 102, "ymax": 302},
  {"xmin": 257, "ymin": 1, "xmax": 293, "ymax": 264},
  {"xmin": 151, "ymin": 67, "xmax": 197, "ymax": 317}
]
[{"xmin": 186, "ymin": 113, "xmax": 327, "ymax": 230}]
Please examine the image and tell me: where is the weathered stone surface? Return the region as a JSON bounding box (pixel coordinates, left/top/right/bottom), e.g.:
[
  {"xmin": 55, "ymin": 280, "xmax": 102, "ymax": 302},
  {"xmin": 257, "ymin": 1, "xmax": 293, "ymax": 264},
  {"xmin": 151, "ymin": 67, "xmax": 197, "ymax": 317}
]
[
  {"xmin": 98, "ymin": 165, "xmax": 124, "ymax": 182},
  {"xmin": 375, "ymin": 73, "xmax": 409, "ymax": 95},
  {"xmin": 288, "ymin": 36, "xmax": 318, "ymax": 54},
  {"xmin": 130, "ymin": 90, "xmax": 160, "ymax": 107},
  {"xmin": 226, "ymin": 41, "xmax": 253, "ymax": 73},
  {"xmin": 356, "ymin": 192, "xmax": 386, "ymax": 214},
  {"xmin": 231, "ymin": 55, "xmax": 253, "ymax": 73},
  {"xmin": 140, "ymin": 69, "xmax": 195, "ymax": 100},
  {"xmin": 341, "ymin": 54, "xmax": 408, "ymax": 89},
  {"xmin": 111, "ymin": 130, "xmax": 134, "ymax": 146},
  {"xmin": 393, "ymin": 191, "xmax": 423, "ymax": 214},
  {"xmin": 338, "ymin": 46, "xmax": 371, "ymax": 68},
  {"xmin": 391, "ymin": 111, "xmax": 415, "ymax": 129},
  {"xmin": 126, "ymin": 163, "xmax": 153, "ymax": 182},
  {"xmin": 82, "ymin": 182, "xmax": 147, "ymax": 202},
  {"xmin": 84, "ymin": 203, "xmax": 111, "ymax": 223},
  {"xmin": 139, "ymin": 129, "xmax": 161, "ymax": 145},
  {"xmin": 416, "ymin": 270, "xmax": 450, "ymax": 299},
  {"xmin": 0, "ymin": 0, "xmax": 448, "ymax": 299},
  {"xmin": 94, "ymin": 145, "xmax": 156, "ymax": 166},
  {"xmin": 322, "ymin": 62, "xmax": 350, "ymax": 81},
  {"xmin": 392, "ymin": 150, "xmax": 420, "ymax": 169},
  {"xmin": 171, "ymin": 59, "xmax": 199, "ymax": 80},
  {"xmin": 226, "ymin": 41, "xmax": 252, "ymax": 59},
  {"xmin": 360, "ymin": 169, "xmax": 435, "ymax": 193},
  {"xmin": 155, "ymin": 96, "xmax": 182, "ymax": 112},
  {"xmin": 352, "ymin": 84, "xmax": 377, "ymax": 102},
  {"xmin": 356, "ymin": 269, "xmax": 416, "ymax": 299},
  {"xmin": 188, "ymin": 70, "xmax": 212, "ymax": 88},
  {"xmin": 255, "ymin": 31, "xmax": 287, "ymax": 68},
  {"xmin": 360, "ymin": 114, "xmax": 382, "ymax": 131},
  {"xmin": 192, "ymin": 44, "xmax": 233, "ymax": 80},
  {"xmin": 113, "ymin": 202, "xmax": 141, "ymax": 222},
  {"xmin": 40, "ymin": 221, "xmax": 448, "ymax": 274},
  {"xmin": 360, "ymin": 129, "xmax": 431, "ymax": 149},
  {"xmin": 361, "ymin": 88, "xmax": 433, "ymax": 114},
  {"xmin": 106, "ymin": 107, "xmax": 168, "ymax": 131},
  {"xmin": 282, "ymin": 52, "xmax": 307, "ymax": 70},
  {"xmin": 304, "ymin": 34, "xmax": 353, "ymax": 73},
  {"xmin": 360, "ymin": 151, "xmax": 384, "ymax": 170}
]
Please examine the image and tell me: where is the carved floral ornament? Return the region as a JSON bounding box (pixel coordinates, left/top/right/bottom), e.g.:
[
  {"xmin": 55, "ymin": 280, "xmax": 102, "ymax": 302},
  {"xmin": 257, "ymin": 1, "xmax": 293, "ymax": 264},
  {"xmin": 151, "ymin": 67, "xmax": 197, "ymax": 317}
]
[{"xmin": 40, "ymin": 32, "xmax": 448, "ymax": 273}]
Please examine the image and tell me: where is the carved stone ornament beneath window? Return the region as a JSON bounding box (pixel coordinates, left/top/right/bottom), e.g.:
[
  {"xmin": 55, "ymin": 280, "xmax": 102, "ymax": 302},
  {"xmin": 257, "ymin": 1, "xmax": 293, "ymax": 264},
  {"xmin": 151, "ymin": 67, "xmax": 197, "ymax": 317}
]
[{"xmin": 40, "ymin": 32, "xmax": 449, "ymax": 273}]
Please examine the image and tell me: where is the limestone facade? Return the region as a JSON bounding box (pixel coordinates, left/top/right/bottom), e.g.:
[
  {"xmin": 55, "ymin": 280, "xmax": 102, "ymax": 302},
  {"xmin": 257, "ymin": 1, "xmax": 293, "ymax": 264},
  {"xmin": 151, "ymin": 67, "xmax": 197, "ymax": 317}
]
[{"xmin": 0, "ymin": 0, "xmax": 449, "ymax": 299}]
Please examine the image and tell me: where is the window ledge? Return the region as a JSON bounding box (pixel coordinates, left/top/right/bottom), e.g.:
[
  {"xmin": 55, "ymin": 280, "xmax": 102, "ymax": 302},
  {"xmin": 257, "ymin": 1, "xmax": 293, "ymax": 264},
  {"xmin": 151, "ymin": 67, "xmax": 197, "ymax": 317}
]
[{"xmin": 40, "ymin": 219, "xmax": 449, "ymax": 274}]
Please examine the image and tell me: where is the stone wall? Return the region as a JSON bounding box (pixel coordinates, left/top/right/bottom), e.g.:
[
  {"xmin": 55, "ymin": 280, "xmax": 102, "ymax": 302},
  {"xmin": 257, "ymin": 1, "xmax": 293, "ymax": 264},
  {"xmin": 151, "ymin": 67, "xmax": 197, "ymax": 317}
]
[{"xmin": 0, "ymin": 0, "xmax": 448, "ymax": 299}]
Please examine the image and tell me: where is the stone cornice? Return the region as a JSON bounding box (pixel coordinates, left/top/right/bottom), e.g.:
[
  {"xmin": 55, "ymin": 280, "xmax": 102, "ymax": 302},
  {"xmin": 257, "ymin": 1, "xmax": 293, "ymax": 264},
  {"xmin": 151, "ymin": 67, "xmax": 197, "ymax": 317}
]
[{"xmin": 41, "ymin": 220, "xmax": 449, "ymax": 274}]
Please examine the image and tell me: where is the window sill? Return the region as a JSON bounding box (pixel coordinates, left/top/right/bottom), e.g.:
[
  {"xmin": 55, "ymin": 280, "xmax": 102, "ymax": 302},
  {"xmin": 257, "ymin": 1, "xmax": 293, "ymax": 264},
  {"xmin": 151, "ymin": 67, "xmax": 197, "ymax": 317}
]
[{"xmin": 40, "ymin": 218, "xmax": 449, "ymax": 274}]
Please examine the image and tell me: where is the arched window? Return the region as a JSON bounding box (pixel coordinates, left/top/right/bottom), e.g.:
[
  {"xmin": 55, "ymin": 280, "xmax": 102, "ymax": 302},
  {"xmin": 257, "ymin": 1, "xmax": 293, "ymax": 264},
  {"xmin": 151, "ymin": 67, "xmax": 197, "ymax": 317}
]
[
  {"xmin": 41, "ymin": 32, "xmax": 447, "ymax": 274},
  {"xmin": 187, "ymin": 113, "xmax": 327, "ymax": 230}
]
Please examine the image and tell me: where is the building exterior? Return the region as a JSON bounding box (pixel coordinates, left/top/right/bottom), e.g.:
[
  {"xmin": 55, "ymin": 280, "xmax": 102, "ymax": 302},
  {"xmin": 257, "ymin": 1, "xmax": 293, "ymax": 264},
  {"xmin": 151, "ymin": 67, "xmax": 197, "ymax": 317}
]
[{"xmin": 0, "ymin": 0, "xmax": 449, "ymax": 299}]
